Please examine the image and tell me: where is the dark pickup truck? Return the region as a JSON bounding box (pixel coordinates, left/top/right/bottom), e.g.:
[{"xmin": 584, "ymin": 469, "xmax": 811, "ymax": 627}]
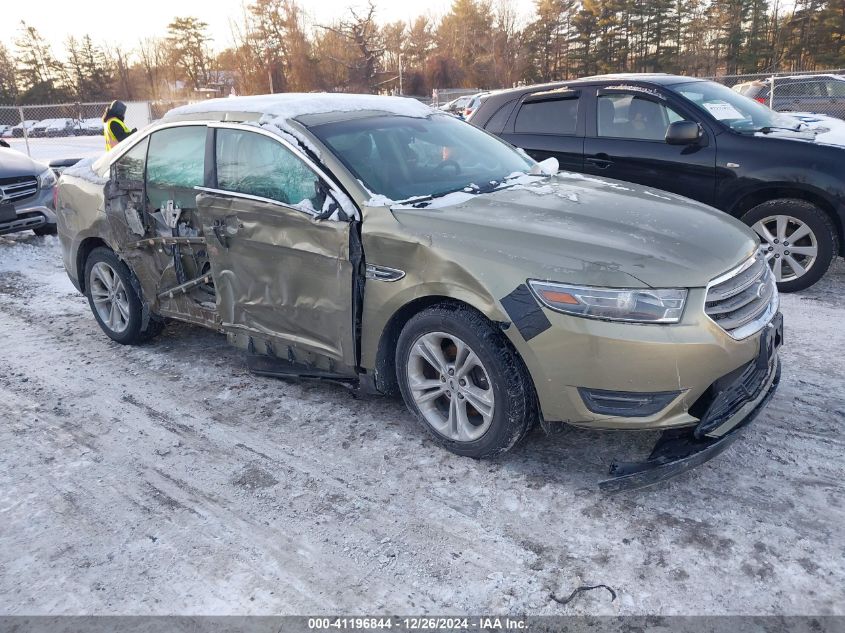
[{"xmin": 470, "ymin": 74, "xmax": 845, "ymax": 291}]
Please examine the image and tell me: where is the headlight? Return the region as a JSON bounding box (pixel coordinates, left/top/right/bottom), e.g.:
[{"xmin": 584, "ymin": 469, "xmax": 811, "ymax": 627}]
[
  {"xmin": 38, "ymin": 168, "xmax": 57, "ymax": 189},
  {"xmin": 528, "ymin": 280, "xmax": 687, "ymax": 323}
]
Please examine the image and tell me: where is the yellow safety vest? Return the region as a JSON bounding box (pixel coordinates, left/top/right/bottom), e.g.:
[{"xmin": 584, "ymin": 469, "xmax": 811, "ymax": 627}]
[{"xmin": 104, "ymin": 117, "xmax": 131, "ymax": 151}]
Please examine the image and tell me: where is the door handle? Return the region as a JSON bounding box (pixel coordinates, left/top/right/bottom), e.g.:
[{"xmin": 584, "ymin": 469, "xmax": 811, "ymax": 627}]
[{"xmin": 586, "ymin": 154, "xmax": 613, "ymax": 169}]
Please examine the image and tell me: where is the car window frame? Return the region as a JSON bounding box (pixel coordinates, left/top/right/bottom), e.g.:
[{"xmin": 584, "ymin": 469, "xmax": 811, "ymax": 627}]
[
  {"xmin": 591, "ymin": 85, "xmax": 709, "ymax": 145},
  {"xmin": 197, "ymin": 122, "xmax": 352, "ymax": 221},
  {"xmin": 96, "ymin": 120, "xmax": 208, "ymax": 178},
  {"xmin": 145, "ymin": 124, "xmax": 210, "ymax": 192},
  {"xmin": 509, "ymin": 90, "xmax": 583, "ymax": 137},
  {"xmin": 111, "ymin": 134, "xmax": 150, "ymax": 183}
]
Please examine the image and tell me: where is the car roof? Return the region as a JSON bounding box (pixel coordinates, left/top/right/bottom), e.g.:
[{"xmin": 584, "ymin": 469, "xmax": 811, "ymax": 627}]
[
  {"xmin": 163, "ymin": 93, "xmax": 435, "ymax": 125},
  {"xmin": 766, "ymin": 73, "xmax": 843, "ymax": 82},
  {"xmin": 486, "ymin": 74, "xmax": 706, "ymax": 100}
]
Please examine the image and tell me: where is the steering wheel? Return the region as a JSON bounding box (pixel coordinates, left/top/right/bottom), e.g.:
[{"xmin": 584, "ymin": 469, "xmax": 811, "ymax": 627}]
[{"xmin": 433, "ymin": 159, "xmax": 461, "ymax": 175}]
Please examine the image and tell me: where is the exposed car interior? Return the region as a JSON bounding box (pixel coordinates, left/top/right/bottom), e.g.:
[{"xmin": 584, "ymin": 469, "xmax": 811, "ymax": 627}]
[{"xmin": 106, "ymin": 125, "xmax": 218, "ymax": 325}]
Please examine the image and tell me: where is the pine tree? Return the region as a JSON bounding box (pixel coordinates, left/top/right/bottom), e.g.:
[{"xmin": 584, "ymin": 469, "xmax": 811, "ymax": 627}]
[
  {"xmin": 14, "ymin": 22, "xmax": 69, "ymax": 103},
  {"xmin": 166, "ymin": 16, "xmax": 212, "ymax": 91},
  {"xmin": 0, "ymin": 44, "xmax": 18, "ymax": 104}
]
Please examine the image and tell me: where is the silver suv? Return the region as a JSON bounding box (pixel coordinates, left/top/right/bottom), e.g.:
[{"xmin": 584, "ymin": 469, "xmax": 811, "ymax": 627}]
[{"xmin": 0, "ymin": 147, "xmax": 58, "ymax": 236}]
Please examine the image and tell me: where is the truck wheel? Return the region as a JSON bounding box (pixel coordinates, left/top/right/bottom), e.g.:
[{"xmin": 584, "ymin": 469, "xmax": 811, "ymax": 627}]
[
  {"xmin": 396, "ymin": 303, "xmax": 537, "ymax": 458},
  {"xmin": 742, "ymin": 199, "xmax": 838, "ymax": 292},
  {"xmin": 84, "ymin": 247, "xmax": 164, "ymax": 344}
]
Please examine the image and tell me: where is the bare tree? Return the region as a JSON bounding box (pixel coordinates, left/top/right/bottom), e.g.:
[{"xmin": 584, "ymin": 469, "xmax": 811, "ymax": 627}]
[{"xmin": 319, "ymin": 2, "xmax": 385, "ymax": 92}]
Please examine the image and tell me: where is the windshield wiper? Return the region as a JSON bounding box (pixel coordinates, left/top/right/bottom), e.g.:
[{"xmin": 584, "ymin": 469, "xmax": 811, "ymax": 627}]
[
  {"xmin": 404, "ymin": 177, "xmax": 519, "ymax": 207},
  {"xmin": 756, "ymin": 125, "xmax": 805, "ymax": 134}
]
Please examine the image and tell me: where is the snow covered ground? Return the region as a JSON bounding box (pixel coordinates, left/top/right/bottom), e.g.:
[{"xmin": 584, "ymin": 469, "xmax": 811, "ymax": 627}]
[
  {"xmin": 4, "ymin": 136, "xmax": 104, "ymax": 164},
  {"xmin": 0, "ymin": 233, "xmax": 843, "ymax": 615}
]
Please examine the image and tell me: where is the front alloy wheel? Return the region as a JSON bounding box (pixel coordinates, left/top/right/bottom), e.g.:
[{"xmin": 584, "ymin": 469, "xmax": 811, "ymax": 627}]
[
  {"xmin": 407, "ymin": 331, "xmax": 495, "ymax": 442},
  {"xmin": 395, "ymin": 303, "xmax": 537, "ymax": 458},
  {"xmin": 741, "ymin": 199, "xmax": 838, "ymax": 292},
  {"xmin": 752, "ymin": 215, "xmax": 818, "ymax": 284}
]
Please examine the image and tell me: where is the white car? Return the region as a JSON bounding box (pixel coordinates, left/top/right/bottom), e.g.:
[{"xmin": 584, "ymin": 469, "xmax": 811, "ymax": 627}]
[
  {"xmin": 8, "ymin": 120, "xmax": 38, "ymax": 138},
  {"xmin": 30, "ymin": 119, "xmax": 58, "ymax": 137},
  {"xmin": 45, "ymin": 118, "xmax": 75, "ymax": 137},
  {"xmin": 81, "ymin": 117, "xmax": 104, "ymax": 136}
]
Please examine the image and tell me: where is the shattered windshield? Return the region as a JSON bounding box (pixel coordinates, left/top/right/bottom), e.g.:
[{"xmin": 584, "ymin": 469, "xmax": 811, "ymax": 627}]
[
  {"xmin": 669, "ymin": 80, "xmax": 803, "ymax": 134},
  {"xmin": 308, "ymin": 113, "xmax": 534, "ymax": 202}
]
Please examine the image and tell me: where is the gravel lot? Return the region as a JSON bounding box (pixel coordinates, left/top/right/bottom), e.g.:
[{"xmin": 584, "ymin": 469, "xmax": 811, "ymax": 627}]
[{"xmin": 0, "ymin": 232, "xmax": 843, "ymax": 615}]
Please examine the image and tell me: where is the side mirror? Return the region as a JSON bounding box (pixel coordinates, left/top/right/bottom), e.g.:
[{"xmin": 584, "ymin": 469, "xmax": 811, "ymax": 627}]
[{"xmin": 665, "ymin": 121, "xmax": 703, "ymax": 145}]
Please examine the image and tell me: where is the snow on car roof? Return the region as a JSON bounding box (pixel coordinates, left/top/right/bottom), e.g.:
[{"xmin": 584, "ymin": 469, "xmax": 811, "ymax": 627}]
[{"xmin": 164, "ymin": 93, "xmax": 434, "ymax": 121}]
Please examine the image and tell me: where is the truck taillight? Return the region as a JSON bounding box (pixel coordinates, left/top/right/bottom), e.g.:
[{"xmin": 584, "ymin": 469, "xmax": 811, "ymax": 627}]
[{"xmin": 755, "ymin": 97, "xmax": 767, "ymax": 104}]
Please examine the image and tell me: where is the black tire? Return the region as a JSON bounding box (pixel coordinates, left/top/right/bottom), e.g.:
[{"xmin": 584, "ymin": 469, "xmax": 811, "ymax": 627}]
[
  {"xmin": 395, "ymin": 303, "xmax": 537, "ymax": 458},
  {"xmin": 84, "ymin": 247, "xmax": 164, "ymax": 345},
  {"xmin": 33, "ymin": 224, "xmax": 57, "ymax": 236},
  {"xmin": 741, "ymin": 199, "xmax": 839, "ymax": 293}
]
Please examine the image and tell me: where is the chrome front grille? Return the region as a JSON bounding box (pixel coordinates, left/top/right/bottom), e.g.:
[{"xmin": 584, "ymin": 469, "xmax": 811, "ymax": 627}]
[
  {"xmin": 705, "ymin": 254, "xmax": 778, "ymax": 339},
  {"xmin": 0, "ymin": 176, "xmax": 39, "ymax": 204}
]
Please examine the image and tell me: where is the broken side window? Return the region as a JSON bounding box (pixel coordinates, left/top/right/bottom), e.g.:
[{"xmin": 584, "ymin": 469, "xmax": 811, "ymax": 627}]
[{"xmin": 215, "ymin": 128, "xmax": 326, "ymax": 213}]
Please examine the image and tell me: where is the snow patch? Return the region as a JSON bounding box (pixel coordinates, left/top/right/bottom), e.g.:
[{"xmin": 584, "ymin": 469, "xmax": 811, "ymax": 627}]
[
  {"xmin": 558, "ymin": 171, "xmax": 634, "ymax": 191},
  {"xmin": 790, "ymin": 112, "xmax": 845, "ymax": 147},
  {"xmin": 61, "ymin": 157, "xmax": 107, "ymax": 185},
  {"xmin": 260, "ymin": 119, "xmax": 323, "ymax": 159},
  {"xmin": 165, "ymin": 93, "xmax": 434, "ymax": 122}
]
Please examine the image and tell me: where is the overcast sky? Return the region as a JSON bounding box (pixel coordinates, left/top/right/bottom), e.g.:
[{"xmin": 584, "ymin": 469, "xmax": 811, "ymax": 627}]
[{"xmin": 8, "ymin": 0, "xmax": 537, "ymax": 57}]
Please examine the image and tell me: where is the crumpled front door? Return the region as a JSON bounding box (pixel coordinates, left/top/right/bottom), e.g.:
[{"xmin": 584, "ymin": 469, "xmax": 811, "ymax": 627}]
[{"xmin": 196, "ymin": 191, "xmax": 357, "ymax": 374}]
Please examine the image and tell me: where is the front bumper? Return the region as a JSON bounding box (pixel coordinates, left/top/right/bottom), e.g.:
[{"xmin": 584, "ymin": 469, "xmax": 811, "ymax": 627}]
[
  {"xmin": 599, "ymin": 314, "xmax": 782, "ymax": 492},
  {"xmin": 0, "ymin": 187, "xmax": 56, "ymax": 236},
  {"xmin": 510, "ymin": 287, "xmax": 773, "ymax": 430}
]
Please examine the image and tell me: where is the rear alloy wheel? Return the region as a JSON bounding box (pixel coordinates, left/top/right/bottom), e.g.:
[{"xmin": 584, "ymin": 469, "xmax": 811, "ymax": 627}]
[
  {"xmin": 90, "ymin": 261, "xmax": 132, "ymax": 335},
  {"xmin": 742, "ymin": 199, "xmax": 838, "ymax": 292},
  {"xmin": 396, "ymin": 304, "xmax": 537, "ymax": 458},
  {"xmin": 84, "ymin": 247, "xmax": 164, "ymax": 344}
]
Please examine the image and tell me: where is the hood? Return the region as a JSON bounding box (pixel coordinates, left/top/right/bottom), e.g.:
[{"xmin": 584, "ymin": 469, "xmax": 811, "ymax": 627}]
[
  {"xmin": 390, "ymin": 173, "xmax": 757, "ymax": 289},
  {"xmin": 0, "ymin": 148, "xmax": 49, "ymax": 179}
]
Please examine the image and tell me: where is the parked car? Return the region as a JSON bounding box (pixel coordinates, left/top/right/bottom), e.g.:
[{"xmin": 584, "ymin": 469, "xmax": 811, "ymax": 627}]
[
  {"xmin": 734, "ymin": 74, "xmax": 845, "ymax": 117},
  {"xmin": 470, "ymin": 73, "xmax": 845, "ymax": 291},
  {"xmin": 0, "ymin": 145, "xmax": 58, "ymax": 236},
  {"xmin": 45, "ymin": 118, "xmax": 75, "ymax": 137},
  {"xmin": 55, "ymin": 93, "xmax": 782, "ymax": 490},
  {"xmin": 0, "ymin": 124, "xmax": 11, "ymax": 137},
  {"xmin": 439, "ymin": 95, "xmax": 472, "ymax": 116},
  {"xmin": 30, "ymin": 119, "xmax": 58, "ymax": 138},
  {"xmin": 463, "ymin": 91, "xmax": 491, "ymax": 119},
  {"xmin": 10, "ymin": 120, "xmax": 38, "ymax": 137},
  {"xmin": 78, "ymin": 117, "xmax": 104, "ymax": 136}
]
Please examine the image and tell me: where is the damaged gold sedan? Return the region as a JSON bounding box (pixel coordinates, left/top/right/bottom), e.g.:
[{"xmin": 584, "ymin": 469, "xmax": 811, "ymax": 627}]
[{"xmin": 56, "ymin": 94, "xmax": 782, "ymax": 490}]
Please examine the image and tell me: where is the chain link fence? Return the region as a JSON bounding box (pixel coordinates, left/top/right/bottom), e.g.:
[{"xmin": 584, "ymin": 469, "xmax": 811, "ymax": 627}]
[
  {"xmin": 4, "ymin": 70, "xmax": 844, "ymax": 166},
  {"xmin": 0, "ymin": 100, "xmax": 177, "ymax": 163},
  {"xmin": 706, "ymin": 69, "xmax": 845, "ymax": 120}
]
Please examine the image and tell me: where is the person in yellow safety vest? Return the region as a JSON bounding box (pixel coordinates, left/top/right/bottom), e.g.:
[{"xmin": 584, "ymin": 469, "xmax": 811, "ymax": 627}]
[{"xmin": 102, "ymin": 100, "xmax": 136, "ymax": 151}]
